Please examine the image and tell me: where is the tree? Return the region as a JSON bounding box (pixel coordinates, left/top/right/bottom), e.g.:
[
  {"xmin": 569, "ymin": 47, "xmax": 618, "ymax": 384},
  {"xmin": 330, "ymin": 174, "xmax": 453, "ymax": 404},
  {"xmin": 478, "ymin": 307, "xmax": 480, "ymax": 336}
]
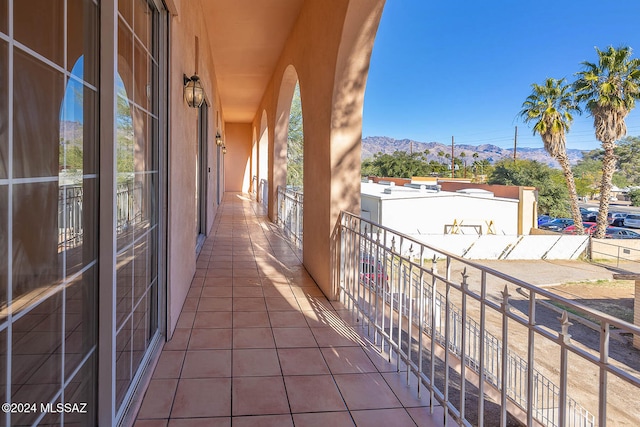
[
  {"xmin": 489, "ymin": 160, "xmax": 570, "ymax": 217},
  {"xmin": 287, "ymin": 83, "xmax": 304, "ymax": 188},
  {"xmin": 520, "ymin": 78, "xmax": 584, "ymax": 233},
  {"xmin": 574, "ymin": 46, "xmax": 640, "ymax": 237},
  {"xmin": 629, "ymin": 189, "xmax": 640, "ymax": 207}
]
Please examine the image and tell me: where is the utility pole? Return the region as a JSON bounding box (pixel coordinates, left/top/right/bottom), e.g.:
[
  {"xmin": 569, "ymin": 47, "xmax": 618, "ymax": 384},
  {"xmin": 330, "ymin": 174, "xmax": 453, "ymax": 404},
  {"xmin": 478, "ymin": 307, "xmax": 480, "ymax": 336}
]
[
  {"xmin": 513, "ymin": 125, "xmax": 518, "ymax": 163},
  {"xmin": 451, "ymin": 136, "xmax": 455, "ymax": 178}
]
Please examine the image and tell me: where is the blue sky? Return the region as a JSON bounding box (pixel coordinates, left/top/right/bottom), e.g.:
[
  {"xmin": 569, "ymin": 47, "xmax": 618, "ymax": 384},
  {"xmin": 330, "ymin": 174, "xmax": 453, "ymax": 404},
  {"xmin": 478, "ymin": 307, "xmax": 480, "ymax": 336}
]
[{"xmin": 363, "ymin": 1, "xmax": 640, "ymax": 151}]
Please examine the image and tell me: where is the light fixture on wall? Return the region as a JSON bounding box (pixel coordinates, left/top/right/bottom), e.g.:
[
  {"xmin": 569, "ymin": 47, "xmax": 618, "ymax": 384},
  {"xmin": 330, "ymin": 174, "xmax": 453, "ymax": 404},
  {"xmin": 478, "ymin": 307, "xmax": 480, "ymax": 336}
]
[
  {"xmin": 215, "ymin": 132, "xmax": 224, "ymax": 146},
  {"xmin": 222, "ymin": 146, "xmax": 227, "ymax": 155},
  {"xmin": 183, "ymin": 74, "xmax": 204, "ymax": 108}
]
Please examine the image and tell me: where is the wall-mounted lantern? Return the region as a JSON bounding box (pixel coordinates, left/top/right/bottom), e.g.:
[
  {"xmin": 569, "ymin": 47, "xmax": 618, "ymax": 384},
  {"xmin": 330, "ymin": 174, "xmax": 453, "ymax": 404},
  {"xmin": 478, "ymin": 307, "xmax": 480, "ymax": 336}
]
[
  {"xmin": 215, "ymin": 132, "xmax": 224, "ymax": 146},
  {"xmin": 222, "ymin": 146, "xmax": 227, "ymax": 155},
  {"xmin": 183, "ymin": 74, "xmax": 204, "ymax": 108}
]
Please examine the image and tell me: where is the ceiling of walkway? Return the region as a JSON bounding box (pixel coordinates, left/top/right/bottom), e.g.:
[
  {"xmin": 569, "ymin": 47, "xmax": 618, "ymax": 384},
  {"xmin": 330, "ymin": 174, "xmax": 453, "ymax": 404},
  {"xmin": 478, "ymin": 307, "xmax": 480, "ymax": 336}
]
[{"xmin": 200, "ymin": 0, "xmax": 305, "ymax": 123}]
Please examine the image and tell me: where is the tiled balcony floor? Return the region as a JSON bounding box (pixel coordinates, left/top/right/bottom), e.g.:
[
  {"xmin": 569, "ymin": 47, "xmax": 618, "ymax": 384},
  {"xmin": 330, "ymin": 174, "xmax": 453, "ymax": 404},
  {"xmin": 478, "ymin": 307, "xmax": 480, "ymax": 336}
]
[{"xmin": 134, "ymin": 193, "xmax": 443, "ymax": 427}]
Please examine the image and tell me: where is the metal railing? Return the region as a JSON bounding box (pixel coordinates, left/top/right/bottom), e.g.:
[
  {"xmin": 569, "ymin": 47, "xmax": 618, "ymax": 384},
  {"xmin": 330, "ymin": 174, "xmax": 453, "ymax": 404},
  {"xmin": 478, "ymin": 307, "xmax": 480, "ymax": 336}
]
[
  {"xmin": 276, "ymin": 185, "xmax": 303, "ymax": 248},
  {"xmin": 58, "ymin": 182, "xmax": 143, "ymax": 250},
  {"xmin": 58, "ymin": 185, "xmax": 84, "ymax": 250},
  {"xmin": 333, "ymin": 211, "xmax": 640, "ymax": 426}
]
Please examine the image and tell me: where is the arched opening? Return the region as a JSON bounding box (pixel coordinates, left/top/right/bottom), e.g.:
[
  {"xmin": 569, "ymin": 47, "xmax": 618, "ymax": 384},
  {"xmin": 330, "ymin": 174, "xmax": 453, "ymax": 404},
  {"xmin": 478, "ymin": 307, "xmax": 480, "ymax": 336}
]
[
  {"xmin": 287, "ymin": 82, "xmax": 304, "ymax": 189},
  {"xmin": 258, "ymin": 111, "xmax": 269, "ymax": 207}
]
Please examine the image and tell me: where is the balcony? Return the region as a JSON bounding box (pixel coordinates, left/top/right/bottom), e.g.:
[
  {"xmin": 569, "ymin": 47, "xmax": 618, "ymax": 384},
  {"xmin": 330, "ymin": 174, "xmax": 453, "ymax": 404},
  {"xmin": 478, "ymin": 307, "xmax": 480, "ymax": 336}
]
[{"xmin": 133, "ymin": 193, "xmax": 444, "ymax": 426}]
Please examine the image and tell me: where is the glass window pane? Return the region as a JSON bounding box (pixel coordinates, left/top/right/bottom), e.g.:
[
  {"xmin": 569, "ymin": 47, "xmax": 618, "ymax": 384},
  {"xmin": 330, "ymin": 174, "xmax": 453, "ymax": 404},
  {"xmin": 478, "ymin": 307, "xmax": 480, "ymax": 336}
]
[
  {"xmin": 0, "ymin": 185, "xmax": 6, "ymax": 314},
  {"xmin": 0, "ymin": 0, "xmax": 6, "ymax": 35},
  {"xmin": 12, "ymin": 293, "xmax": 63, "ymax": 426},
  {"xmin": 116, "ymin": 249, "xmax": 133, "ymax": 330},
  {"xmin": 134, "ymin": 40, "xmax": 150, "ymax": 111},
  {"xmin": 68, "ymin": 0, "xmax": 99, "ymax": 86},
  {"xmin": 132, "ymin": 293, "xmax": 148, "ymax": 373},
  {"xmin": 64, "ymin": 353, "xmax": 97, "ymax": 425},
  {"xmin": 118, "ymin": 20, "xmax": 134, "ymax": 103},
  {"xmin": 13, "ymin": 50, "xmax": 64, "ymax": 178},
  {"xmin": 60, "ymin": 79, "xmax": 98, "ymax": 176},
  {"xmin": 14, "ymin": 0, "xmax": 64, "ymax": 66},
  {"xmin": 119, "ymin": 0, "xmax": 134, "ymax": 29},
  {"xmin": 134, "ymin": 0, "xmax": 151, "ymax": 50},
  {"xmin": 115, "ymin": 318, "xmax": 132, "ymax": 410},
  {"xmin": 0, "ymin": 40, "xmax": 6, "ymax": 179},
  {"xmin": 13, "ymin": 182, "xmax": 62, "ymax": 303}
]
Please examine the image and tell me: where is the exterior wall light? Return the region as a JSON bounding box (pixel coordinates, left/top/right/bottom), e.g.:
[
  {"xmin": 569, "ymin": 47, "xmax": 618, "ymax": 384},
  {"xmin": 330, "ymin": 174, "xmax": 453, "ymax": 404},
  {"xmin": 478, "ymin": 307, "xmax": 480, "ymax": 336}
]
[
  {"xmin": 215, "ymin": 132, "xmax": 224, "ymax": 146},
  {"xmin": 222, "ymin": 146, "xmax": 227, "ymax": 155},
  {"xmin": 183, "ymin": 74, "xmax": 204, "ymax": 108}
]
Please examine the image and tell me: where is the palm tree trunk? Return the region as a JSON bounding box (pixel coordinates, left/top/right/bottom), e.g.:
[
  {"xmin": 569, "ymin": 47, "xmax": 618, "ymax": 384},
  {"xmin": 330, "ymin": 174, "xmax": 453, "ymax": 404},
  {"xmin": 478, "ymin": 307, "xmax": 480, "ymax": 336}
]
[
  {"xmin": 557, "ymin": 152, "xmax": 584, "ymax": 234},
  {"xmin": 594, "ymin": 142, "xmax": 616, "ymax": 238}
]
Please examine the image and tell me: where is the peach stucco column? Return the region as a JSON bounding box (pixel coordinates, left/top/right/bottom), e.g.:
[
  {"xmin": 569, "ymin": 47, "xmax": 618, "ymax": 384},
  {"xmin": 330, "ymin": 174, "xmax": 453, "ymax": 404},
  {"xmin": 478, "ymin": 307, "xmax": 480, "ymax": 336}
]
[{"xmin": 298, "ymin": 0, "xmax": 385, "ymax": 299}]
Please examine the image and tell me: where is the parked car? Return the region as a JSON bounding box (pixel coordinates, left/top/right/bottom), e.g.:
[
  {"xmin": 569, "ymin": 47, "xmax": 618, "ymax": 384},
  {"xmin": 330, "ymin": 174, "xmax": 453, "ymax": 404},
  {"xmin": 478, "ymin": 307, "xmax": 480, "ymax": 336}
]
[
  {"xmin": 563, "ymin": 222, "xmax": 596, "ymax": 235},
  {"xmin": 605, "ymin": 227, "xmax": 640, "ymax": 239},
  {"xmin": 580, "ymin": 207, "xmax": 597, "ymax": 222},
  {"xmin": 624, "ymin": 214, "xmax": 640, "ymax": 229},
  {"xmin": 537, "ymin": 214, "xmax": 554, "ymax": 226},
  {"xmin": 539, "ymin": 218, "xmax": 574, "ymax": 232},
  {"xmin": 607, "ymin": 212, "xmax": 628, "ymax": 226},
  {"xmin": 359, "ymin": 254, "xmax": 388, "ymax": 289}
]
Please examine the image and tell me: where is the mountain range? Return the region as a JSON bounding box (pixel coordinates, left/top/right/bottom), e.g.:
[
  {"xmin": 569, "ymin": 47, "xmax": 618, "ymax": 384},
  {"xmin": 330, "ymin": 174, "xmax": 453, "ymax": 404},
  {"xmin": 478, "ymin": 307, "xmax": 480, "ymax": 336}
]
[{"xmin": 361, "ymin": 136, "xmax": 585, "ymax": 168}]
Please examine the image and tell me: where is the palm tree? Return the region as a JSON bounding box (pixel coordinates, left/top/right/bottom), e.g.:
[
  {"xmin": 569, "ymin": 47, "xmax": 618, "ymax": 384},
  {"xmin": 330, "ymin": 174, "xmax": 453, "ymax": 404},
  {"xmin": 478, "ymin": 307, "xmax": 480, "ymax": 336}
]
[
  {"xmin": 574, "ymin": 46, "xmax": 640, "ymax": 238},
  {"xmin": 520, "ymin": 77, "xmax": 584, "ymax": 234}
]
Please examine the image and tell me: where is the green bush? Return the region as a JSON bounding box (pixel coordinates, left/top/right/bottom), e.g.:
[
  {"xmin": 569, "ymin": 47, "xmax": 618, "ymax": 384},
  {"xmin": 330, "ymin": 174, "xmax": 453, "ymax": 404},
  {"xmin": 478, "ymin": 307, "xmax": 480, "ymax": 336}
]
[{"xmin": 629, "ymin": 189, "xmax": 640, "ymax": 206}]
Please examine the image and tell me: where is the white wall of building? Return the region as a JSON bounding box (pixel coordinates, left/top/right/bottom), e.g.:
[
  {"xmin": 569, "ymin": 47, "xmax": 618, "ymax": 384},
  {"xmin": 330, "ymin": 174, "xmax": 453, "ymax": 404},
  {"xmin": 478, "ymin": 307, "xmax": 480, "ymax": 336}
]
[{"xmin": 361, "ymin": 183, "xmax": 520, "ymax": 236}]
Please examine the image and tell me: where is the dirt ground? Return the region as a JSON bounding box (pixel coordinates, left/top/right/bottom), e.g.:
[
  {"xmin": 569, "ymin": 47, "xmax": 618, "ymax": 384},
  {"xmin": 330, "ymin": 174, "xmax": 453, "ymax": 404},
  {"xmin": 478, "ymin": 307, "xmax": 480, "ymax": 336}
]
[{"xmin": 440, "ymin": 259, "xmax": 640, "ymax": 426}]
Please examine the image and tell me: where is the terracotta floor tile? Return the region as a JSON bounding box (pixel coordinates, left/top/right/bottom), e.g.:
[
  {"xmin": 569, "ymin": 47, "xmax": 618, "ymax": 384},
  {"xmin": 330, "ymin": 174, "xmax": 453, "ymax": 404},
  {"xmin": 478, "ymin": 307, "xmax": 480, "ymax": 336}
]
[
  {"xmin": 167, "ymin": 418, "xmax": 230, "ymax": 427},
  {"xmin": 263, "ymin": 286, "xmax": 295, "ymax": 298},
  {"xmin": 171, "ymin": 378, "xmax": 231, "ymax": 418},
  {"xmin": 321, "ymin": 346, "xmax": 377, "ymax": 374},
  {"xmin": 137, "ymin": 378, "xmax": 178, "ymax": 419},
  {"xmin": 193, "ymin": 311, "xmax": 233, "ymax": 329},
  {"xmin": 197, "ymin": 297, "xmax": 233, "ymax": 312},
  {"xmin": 265, "ymin": 297, "xmax": 300, "ymax": 311},
  {"xmin": 296, "ymin": 296, "xmax": 335, "ymax": 311},
  {"xmin": 204, "ymin": 277, "xmax": 232, "ymax": 287},
  {"xmin": 333, "ymin": 373, "xmax": 402, "ymax": 410},
  {"xmin": 164, "ymin": 329, "xmax": 191, "ymax": 351},
  {"xmin": 233, "ymin": 286, "xmax": 264, "ymax": 298},
  {"xmin": 181, "ymin": 350, "xmax": 231, "ymax": 378},
  {"xmin": 201, "ymin": 286, "xmax": 233, "ymax": 298},
  {"xmin": 207, "ymin": 269, "xmax": 233, "ymax": 278},
  {"xmin": 134, "ymin": 420, "xmax": 168, "ymax": 427},
  {"xmin": 233, "ymin": 327, "xmax": 275, "ymax": 349},
  {"xmin": 232, "ymin": 297, "xmax": 267, "ymax": 312},
  {"xmin": 272, "ymin": 327, "xmax": 317, "ymax": 348},
  {"xmin": 231, "ymin": 414, "xmax": 293, "ymax": 427},
  {"xmin": 311, "ymin": 327, "xmax": 362, "ymax": 347},
  {"xmin": 232, "ymin": 376, "xmax": 289, "ymax": 416},
  {"xmin": 277, "ymin": 348, "xmax": 330, "ymax": 376},
  {"xmin": 233, "ymin": 311, "xmax": 270, "ymax": 328},
  {"xmin": 351, "ymin": 408, "xmax": 417, "ymax": 427},
  {"xmin": 187, "ymin": 328, "xmax": 232, "ymax": 350},
  {"xmin": 303, "ymin": 310, "xmax": 346, "ymax": 329},
  {"xmin": 232, "ymin": 277, "xmax": 263, "ymax": 287},
  {"xmin": 152, "ymin": 351, "xmax": 185, "ymax": 379},
  {"xmin": 292, "ymin": 411, "xmax": 355, "ymax": 427},
  {"xmin": 232, "ymin": 348, "xmax": 281, "ymax": 377},
  {"xmin": 181, "ymin": 298, "xmax": 199, "ymax": 312},
  {"xmin": 381, "ymin": 371, "xmax": 431, "ymax": 407},
  {"xmin": 268, "ymin": 311, "xmax": 308, "ymax": 328},
  {"xmin": 175, "ymin": 312, "xmax": 196, "ymax": 329},
  {"xmin": 284, "ymin": 375, "xmax": 346, "ymax": 413},
  {"xmin": 406, "ymin": 406, "xmax": 446, "ymax": 427}
]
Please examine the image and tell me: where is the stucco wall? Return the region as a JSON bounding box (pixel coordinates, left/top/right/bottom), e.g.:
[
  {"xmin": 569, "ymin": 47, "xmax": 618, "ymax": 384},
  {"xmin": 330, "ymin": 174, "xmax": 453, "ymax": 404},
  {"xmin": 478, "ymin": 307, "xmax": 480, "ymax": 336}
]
[
  {"xmin": 377, "ymin": 194, "xmax": 520, "ymax": 236},
  {"xmin": 250, "ymin": 0, "xmax": 385, "ymax": 297},
  {"xmin": 166, "ymin": 1, "xmax": 223, "ymax": 336},
  {"xmin": 225, "ymin": 123, "xmax": 253, "ymax": 192}
]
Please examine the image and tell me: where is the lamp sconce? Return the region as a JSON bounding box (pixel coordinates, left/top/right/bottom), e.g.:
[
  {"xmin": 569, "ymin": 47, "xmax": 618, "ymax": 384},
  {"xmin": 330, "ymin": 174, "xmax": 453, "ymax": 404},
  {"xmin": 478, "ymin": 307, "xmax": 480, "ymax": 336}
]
[
  {"xmin": 215, "ymin": 132, "xmax": 224, "ymax": 146},
  {"xmin": 222, "ymin": 146, "xmax": 227, "ymax": 155},
  {"xmin": 183, "ymin": 74, "xmax": 204, "ymax": 108}
]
